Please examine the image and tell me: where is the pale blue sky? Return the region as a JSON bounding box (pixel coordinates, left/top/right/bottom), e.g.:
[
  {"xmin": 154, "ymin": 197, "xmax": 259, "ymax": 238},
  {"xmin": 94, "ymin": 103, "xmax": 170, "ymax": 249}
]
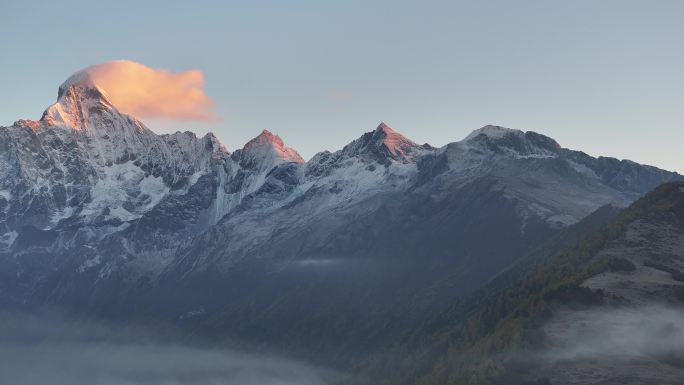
[{"xmin": 1, "ymin": 0, "xmax": 682, "ymax": 172}]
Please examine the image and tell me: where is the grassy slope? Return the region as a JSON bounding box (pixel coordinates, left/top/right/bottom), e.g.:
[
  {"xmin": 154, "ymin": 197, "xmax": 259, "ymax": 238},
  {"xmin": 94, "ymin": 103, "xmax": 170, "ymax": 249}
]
[{"xmin": 355, "ymin": 182, "xmax": 684, "ymax": 385}]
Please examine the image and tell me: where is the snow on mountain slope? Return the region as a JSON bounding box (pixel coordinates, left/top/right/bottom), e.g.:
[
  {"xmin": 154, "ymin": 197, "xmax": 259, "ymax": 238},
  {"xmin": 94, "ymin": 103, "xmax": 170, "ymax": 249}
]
[
  {"xmin": 414, "ymin": 125, "xmax": 680, "ymax": 227},
  {"xmin": 0, "ymin": 72, "xmax": 682, "ymax": 330},
  {"xmin": 0, "ymin": 78, "xmax": 228, "ymax": 235},
  {"xmin": 161, "ymin": 124, "xmax": 679, "ymax": 284},
  {"xmin": 163, "ymin": 122, "xmax": 433, "ymax": 273}
]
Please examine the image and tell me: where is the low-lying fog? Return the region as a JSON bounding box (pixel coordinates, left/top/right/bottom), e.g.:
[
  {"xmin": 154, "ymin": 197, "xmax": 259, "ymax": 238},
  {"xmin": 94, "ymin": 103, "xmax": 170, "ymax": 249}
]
[
  {"xmin": 541, "ymin": 305, "xmax": 684, "ymax": 363},
  {"xmin": 0, "ymin": 310, "xmax": 334, "ymax": 385}
]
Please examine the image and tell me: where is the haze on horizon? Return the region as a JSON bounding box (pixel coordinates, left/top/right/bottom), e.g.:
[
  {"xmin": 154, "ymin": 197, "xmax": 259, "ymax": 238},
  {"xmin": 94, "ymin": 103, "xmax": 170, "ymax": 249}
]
[{"xmin": 1, "ymin": 0, "xmax": 682, "ymax": 173}]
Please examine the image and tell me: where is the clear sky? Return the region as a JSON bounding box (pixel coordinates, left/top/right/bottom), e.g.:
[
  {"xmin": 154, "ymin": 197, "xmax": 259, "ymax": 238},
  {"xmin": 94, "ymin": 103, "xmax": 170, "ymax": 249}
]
[{"xmin": 1, "ymin": 0, "xmax": 682, "ymax": 172}]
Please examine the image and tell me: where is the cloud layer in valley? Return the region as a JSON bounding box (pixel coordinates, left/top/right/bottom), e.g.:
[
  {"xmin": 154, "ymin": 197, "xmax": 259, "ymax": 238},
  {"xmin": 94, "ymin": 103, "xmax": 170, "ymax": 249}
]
[
  {"xmin": 543, "ymin": 305, "xmax": 684, "ymax": 362},
  {"xmin": 73, "ymin": 60, "xmax": 217, "ymax": 121},
  {"xmin": 0, "ymin": 310, "xmax": 335, "ymax": 385}
]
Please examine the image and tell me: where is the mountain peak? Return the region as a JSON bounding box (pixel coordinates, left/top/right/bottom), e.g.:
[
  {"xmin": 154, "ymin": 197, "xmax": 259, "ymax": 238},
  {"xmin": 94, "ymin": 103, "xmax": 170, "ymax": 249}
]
[
  {"xmin": 342, "ymin": 122, "xmax": 430, "ymax": 164},
  {"xmin": 245, "ymin": 129, "xmax": 286, "ymax": 151},
  {"xmin": 254, "ymin": 129, "xmax": 280, "ymax": 143},
  {"xmin": 463, "ymin": 125, "xmax": 562, "ymax": 155},
  {"xmin": 57, "ymin": 70, "xmax": 101, "ymax": 99},
  {"xmin": 238, "ymin": 129, "xmax": 304, "ymax": 167},
  {"xmin": 465, "ymin": 125, "xmax": 523, "ymax": 141},
  {"xmin": 375, "ymin": 121, "xmax": 395, "ymax": 134},
  {"xmin": 40, "ymin": 72, "xmax": 123, "ymax": 131},
  {"xmin": 373, "ymin": 122, "xmax": 421, "ymax": 160},
  {"xmin": 203, "ymin": 132, "xmax": 229, "ymax": 155}
]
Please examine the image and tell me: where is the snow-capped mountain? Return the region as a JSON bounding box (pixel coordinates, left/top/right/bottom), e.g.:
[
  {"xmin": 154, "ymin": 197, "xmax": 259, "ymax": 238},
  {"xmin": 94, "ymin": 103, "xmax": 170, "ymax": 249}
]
[
  {"xmin": 1, "ymin": 73, "xmax": 226, "ymax": 235},
  {"xmin": 0, "ymin": 74, "xmax": 681, "ymax": 361}
]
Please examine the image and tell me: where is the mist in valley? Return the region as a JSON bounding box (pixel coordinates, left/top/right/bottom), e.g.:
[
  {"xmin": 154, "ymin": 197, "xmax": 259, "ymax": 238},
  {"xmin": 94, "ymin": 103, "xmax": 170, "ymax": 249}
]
[
  {"xmin": 0, "ymin": 310, "xmax": 336, "ymax": 385},
  {"xmin": 542, "ymin": 305, "xmax": 684, "ymax": 363}
]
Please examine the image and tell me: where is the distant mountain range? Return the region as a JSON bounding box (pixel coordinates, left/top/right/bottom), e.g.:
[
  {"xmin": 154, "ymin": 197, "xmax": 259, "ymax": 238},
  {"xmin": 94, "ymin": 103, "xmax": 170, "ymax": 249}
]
[{"xmin": 1, "ymin": 73, "xmax": 682, "ymax": 381}]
